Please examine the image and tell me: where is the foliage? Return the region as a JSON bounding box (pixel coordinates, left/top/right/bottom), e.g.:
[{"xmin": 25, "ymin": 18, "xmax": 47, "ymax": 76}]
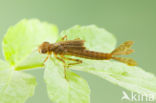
[{"xmin": 0, "ymin": 19, "xmax": 155, "ymax": 103}]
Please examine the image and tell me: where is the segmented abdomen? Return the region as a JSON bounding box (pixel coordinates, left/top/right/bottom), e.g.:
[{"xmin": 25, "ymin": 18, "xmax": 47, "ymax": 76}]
[{"xmin": 64, "ymin": 49, "xmax": 112, "ymax": 60}]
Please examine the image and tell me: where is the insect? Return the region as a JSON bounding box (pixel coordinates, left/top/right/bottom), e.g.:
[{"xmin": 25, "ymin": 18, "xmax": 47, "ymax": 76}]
[{"xmin": 38, "ymin": 35, "xmax": 137, "ymax": 78}]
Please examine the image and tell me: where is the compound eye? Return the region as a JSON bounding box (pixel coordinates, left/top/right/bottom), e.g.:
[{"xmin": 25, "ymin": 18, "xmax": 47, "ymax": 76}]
[{"xmin": 41, "ymin": 49, "xmax": 47, "ymax": 54}]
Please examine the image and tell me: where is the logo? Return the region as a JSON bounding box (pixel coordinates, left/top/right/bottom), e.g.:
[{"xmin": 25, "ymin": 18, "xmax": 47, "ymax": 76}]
[{"xmin": 121, "ymin": 91, "xmax": 155, "ymax": 102}]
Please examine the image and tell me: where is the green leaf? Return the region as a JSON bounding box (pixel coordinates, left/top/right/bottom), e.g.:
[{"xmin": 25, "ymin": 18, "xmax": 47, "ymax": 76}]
[
  {"xmin": 2, "ymin": 19, "xmax": 58, "ymax": 70},
  {"xmin": 61, "ymin": 25, "xmax": 156, "ymax": 98},
  {"xmin": 0, "ymin": 60, "xmax": 37, "ymax": 103},
  {"xmin": 72, "ymin": 60, "xmax": 156, "ymax": 98},
  {"xmin": 0, "ymin": 59, "xmax": 10, "ymax": 70},
  {"xmin": 44, "ymin": 58, "xmax": 90, "ymax": 103},
  {"xmin": 59, "ymin": 25, "xmax": 116, "ymax": 53}
]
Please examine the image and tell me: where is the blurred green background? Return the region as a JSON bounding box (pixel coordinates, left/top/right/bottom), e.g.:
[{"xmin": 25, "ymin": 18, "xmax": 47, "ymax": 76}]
[{"xmin": 0, "ymin": 0, "xmax": 156, "ymax": 103}]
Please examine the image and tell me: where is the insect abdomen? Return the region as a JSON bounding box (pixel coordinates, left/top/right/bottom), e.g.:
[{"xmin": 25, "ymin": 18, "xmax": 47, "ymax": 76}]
[{"xmin": 66, "ymin": 50, "xmax": 112, "ymax": 60}]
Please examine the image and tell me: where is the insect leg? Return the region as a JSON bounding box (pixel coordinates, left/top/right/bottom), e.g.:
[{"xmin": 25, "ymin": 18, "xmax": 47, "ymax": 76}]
[
  {"xmin": 60, "ymin": 55, "xmax": 83, "ymax": 67},
  {"xmin": 54, "ymin": 54, "xmax": 67, "ymax": 79},
  {"xmin": 61, "ymin": 35, "xmax": 67, "ymax": 41},
  {"xmin": 43, "ymin": 54, "xmax": 51, "ymax": 64},
  {"xmin": 67, "ymin": 61, "xmax": 82, "ymax": 68}
]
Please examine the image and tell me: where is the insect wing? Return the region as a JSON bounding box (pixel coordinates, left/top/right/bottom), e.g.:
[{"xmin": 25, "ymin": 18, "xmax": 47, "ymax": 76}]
[{"xmin": 61, "ymin": 40, "xmax": 86, "ymax": 50}]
